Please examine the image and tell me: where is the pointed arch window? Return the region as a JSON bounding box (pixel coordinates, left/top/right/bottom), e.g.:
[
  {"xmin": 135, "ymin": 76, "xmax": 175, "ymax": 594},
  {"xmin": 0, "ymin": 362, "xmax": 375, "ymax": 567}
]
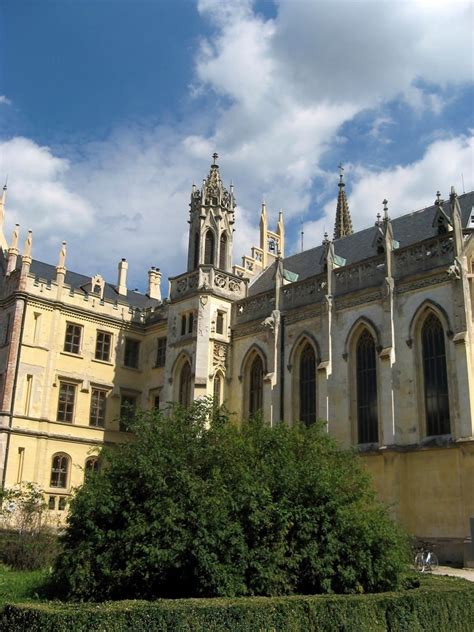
[
  {"xmin": 179, "ymin": 361, "xmax": 192, "ymax": 408},
  {"xmin": 219, "ymin": 233, "xmax": 228, "ymax": 270},
  {"xmin": 356, "ymin": 330, "xmax": 378, "ymax": 443},
  {"xmin": 249, "ymin": 355, "xmax": 264, "ymax": 416},
  {"xmin": 204, "ymin": 230, "xmax": 215, "ymax": 265},
  {"xmin": 421, "ymin": 313, "xmax": 450, "ymax": 436},
  {"xmin": 50, "ymin": 453, "xmax": 70, "ymax": 488},
  {"xmin": 299, "ymin": 343, "xmax": 316, "ymax": 426}
]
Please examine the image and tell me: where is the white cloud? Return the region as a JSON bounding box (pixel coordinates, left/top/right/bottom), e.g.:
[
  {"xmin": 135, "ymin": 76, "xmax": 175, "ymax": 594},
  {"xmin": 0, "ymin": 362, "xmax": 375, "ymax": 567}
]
[
  {"xmin": 303, "ymin": 134, "xmax": 474, "ymax": 250},
  {"xmin": 0, "ymin": 1, "xmax": 472, "ymax": 290},
  {"xmin": 0, "ymin": 96, "xmax": 11, "ymax": 105}
]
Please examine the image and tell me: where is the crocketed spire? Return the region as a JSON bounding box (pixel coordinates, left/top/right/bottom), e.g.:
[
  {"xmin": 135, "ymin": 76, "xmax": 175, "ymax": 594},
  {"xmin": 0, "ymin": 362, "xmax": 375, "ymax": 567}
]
[{"xmin": 333, "ymin": 164, "xmax": 353, "ymax": 240}]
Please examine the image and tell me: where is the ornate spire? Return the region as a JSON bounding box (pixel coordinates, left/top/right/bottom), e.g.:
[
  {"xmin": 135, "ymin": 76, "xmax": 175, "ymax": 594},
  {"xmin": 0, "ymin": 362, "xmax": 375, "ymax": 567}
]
[{"xmin": 333, "ymin": 164, "xmax": 353, "ymax": 240}]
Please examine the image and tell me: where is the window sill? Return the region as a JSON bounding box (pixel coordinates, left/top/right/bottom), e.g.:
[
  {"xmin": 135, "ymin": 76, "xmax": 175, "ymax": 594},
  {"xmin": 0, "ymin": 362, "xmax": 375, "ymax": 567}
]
[
  {"xmin": 60, "ymin": 351, "xmax": 83, "ymax": 359},
  {"xmin": 121, "ymin": 365, "xmax": 142, "ymax": 372},
  {"xmin": 91, "ymin": 358, "xmax": 114, "ymax": 366},
  {"xmin": 153, "ymin": 364, "xmax": 165, "ymax": 370}
]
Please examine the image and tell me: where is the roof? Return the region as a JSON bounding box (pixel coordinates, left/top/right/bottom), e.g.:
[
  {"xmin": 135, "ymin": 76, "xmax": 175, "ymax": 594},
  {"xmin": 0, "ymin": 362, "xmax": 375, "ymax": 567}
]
[
  {"xmin": 249, "ymin": 191, "xmax": 474, "ymax": 296},
  {"xmin": 19, "ymin": 257, "xmax": 161, "ymax": 310}
]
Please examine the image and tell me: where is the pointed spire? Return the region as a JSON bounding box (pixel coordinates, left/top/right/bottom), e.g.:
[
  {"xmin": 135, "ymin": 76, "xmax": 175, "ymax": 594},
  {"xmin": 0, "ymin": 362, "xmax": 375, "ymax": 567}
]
[
  {"xmin": 333, "ymin": 163, "xmax": 353, "ymax": 240},
  {"xmin": 23, "ymin": 230, "xmax": 33, "ymax": 259},
  {"xmin": 0, "ymin": 180, "xmax": 8, "ymax": 251}
]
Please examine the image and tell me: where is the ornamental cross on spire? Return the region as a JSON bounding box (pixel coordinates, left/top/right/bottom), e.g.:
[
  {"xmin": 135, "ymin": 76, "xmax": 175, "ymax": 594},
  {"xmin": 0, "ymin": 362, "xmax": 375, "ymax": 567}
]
[{"xmin": 212, "ymin": 152, "xmax": 218, "ymax": 165}]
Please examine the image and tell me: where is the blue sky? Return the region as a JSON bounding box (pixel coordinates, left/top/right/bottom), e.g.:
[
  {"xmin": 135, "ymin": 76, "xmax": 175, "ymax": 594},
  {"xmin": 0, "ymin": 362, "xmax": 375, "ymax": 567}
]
[{"xmin": 0, "ymin": 0, "xmax": 473, "ymax": 292}]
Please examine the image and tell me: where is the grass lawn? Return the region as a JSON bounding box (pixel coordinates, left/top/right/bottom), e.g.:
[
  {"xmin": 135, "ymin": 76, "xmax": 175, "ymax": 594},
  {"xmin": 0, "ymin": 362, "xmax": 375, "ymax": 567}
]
[{"xmin": 0, "ymin": 565, "xmax": 49, "ymax": 607}]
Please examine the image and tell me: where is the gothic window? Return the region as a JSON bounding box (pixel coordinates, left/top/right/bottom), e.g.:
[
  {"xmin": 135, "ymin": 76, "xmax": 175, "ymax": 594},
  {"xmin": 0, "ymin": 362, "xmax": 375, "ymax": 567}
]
[
  {"xmin": 188, "ymin": 312, "xmax": 194, "ymax": 334},
  {"xmin": 50, "ymin": 453, "xmax": 70, "ymax": 488},
  {"xmin": 219, "ymin": 233, "xmax": 227, "ymax": 269},
  {"xmin": 85, "ymin": 457, "xmax": 100, "ymax": 479},
  {"xmin": 179, "ymin": 361, "xmax": 192, "ymax": 408},
  {"xmin": 155, "ymin": 337, "xmax": 167, "ymax": 367},
  {"xmin": 216, "ymin": 311, "xmax": 225, "ymax": 335},
  {"xmin": 421, "ymin": 313, "xmax": 450, "ymax": 436},
  {"xmin": 204, "ymin": 230, "xmax": 215, "ymax": 265},
  {"xmin": 193, "ymin": 232, "xmax": 200, "ymax": 269},
  {"xmin": 299, "ymin": 344, "xmax": 316, "ymax": 426},
  {"xmin": 249, "ymin": 355, "xmax": 264, "ymax": 416},
  {"xmin": 356, "ymin": 330, "xmax": 378, "ymax": 444}
]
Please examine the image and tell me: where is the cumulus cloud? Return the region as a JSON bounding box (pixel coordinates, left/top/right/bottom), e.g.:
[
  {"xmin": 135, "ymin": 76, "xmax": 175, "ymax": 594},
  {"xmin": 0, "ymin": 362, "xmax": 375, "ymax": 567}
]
[
  {"xmin": 0, "ymin": 96, "xmax": 11, "ymax": 105},
  {"xmin": 0, "ymin": 1, "xmax": 472, "ymax": 289},
  {"xmin": 303, "ymin": 134, "xmax": 474, "ymax": 249}
]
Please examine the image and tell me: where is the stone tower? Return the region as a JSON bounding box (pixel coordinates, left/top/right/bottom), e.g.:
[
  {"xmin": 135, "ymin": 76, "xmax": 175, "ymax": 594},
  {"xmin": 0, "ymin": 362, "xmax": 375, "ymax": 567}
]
[{"xmin": 187, "ymin": 153, "xmax": 235, "ymax": 273}]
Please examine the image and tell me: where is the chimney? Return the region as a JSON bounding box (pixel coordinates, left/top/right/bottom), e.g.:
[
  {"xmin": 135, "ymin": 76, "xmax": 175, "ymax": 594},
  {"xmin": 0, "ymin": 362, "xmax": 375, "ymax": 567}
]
[
  {"xmin": 148, "ymin": 266, "xmax": 162, "ymax": 301},
  {"xmin": 117, "ymin": 258, "xmax": 128, "ymax": 296}
]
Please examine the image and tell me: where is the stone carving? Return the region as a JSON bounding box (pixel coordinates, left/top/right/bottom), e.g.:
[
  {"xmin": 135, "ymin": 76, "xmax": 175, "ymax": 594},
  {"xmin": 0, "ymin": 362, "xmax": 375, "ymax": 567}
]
[
  {"xmin": 213, "ymin": 342, "xmax": 229, "ymax": 369},
  {"xmin": 261, "ymin": 309, "xmax": 280, "ymax": 333},
  {"xmin": 447, "ymin": 261, "xmax": 461, "ymax": 280}
]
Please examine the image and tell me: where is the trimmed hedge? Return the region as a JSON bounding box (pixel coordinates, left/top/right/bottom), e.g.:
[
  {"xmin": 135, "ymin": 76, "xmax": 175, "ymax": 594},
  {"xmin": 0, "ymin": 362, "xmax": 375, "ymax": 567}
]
[{"xmin": 1, "ymin": 575, "xmax": 473, "ymax": 632}]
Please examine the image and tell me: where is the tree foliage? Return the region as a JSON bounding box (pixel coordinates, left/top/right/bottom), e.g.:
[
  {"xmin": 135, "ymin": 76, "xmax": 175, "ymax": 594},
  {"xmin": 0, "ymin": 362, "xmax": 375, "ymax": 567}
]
[{"xmin": 52, "ymin": 401, "xmax": 408, "ymax": 600}]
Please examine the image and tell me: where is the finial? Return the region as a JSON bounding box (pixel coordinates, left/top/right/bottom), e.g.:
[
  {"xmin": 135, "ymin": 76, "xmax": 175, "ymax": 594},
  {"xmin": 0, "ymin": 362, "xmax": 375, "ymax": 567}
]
[
  {"xmin": 436, "ymin": 190, "xmax": 441, "ymax": 202},
  {"xmin": 338, "ymin": 163, "xmax": 345, "ymax": 185},
  {"xmin": 212, "ymin": 152, "xmax": 218, "ymax": 165},
  {"xmin": 3, "ymin": 175, "xmax": 7, "ymax": 192},
  {"xmin": 323, "ymin": 231, "xmax": 329, "ymax": 244},
  {"xmin": 382, "ymin": 199, "xmax": 389, "ymax": 221},
  {"xmin": 376, "ymin": 212, "xmax": 381, "ymax": 226},
  {"xmin": 450, "ymin": 185, "xmax": 456, "ymax": 199}
]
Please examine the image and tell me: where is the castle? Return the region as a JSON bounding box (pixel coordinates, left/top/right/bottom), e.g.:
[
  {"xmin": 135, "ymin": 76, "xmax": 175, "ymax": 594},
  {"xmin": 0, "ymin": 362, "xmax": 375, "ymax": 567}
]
[{"xmin": 0, "ymin": 155, "xmax": 473, "ymax": 563}]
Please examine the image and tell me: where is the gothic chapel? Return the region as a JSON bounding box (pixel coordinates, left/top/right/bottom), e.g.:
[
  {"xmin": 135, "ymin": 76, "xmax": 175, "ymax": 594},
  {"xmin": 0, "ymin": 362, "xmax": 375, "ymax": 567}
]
[{"xmin": 0, "ymin": 155, "xmax": 473, "ymax": 564}]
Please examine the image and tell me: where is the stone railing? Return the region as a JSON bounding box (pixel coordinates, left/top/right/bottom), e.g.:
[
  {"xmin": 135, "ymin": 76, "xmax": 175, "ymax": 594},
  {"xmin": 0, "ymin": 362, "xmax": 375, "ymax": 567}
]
[
  {"xmin": 394, "ymin": 235, "xmax": 454, "ymax": 278},
  {"xmin": 281, "ymin": 273, "xmax": 327, "ymax": 310},
  {"xmin": 169, "ymin": 266, "xmax": 247, "ymax": 301},
  {"xmin": 334, "ymin": 255, "xmax": 386, "ymax": 295},
  {"xmin": 233, "ymin": 290, "xmax": 275, "ymax": 325}
]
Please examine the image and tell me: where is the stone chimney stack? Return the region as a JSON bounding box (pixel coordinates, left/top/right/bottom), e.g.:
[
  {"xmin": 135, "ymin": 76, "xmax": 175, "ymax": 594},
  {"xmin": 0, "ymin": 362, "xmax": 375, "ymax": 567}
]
[
  {"xmin": 117, "ymin": 258, "xmax": 128, "ymax": 296},
  {"xmin": 147, "ymin": 266, "xmax": 162, "ymax": 301}
]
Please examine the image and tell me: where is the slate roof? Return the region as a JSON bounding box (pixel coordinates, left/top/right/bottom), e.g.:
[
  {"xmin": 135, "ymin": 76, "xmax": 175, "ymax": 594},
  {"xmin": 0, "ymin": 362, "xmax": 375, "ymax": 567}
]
[
  {"xmin": 18, "ymin": 257, "xmax": 161, "ymax": 310},
  {"xmin": 249, "ymin": 191, "xmax": 474, "ymax": 296}
]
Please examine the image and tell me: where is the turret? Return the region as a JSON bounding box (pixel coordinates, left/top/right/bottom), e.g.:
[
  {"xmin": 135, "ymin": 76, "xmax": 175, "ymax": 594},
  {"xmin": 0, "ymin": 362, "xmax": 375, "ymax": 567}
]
[{"xmin": 187, "ymin": 153, "xmax": 235, "ymax": 273}]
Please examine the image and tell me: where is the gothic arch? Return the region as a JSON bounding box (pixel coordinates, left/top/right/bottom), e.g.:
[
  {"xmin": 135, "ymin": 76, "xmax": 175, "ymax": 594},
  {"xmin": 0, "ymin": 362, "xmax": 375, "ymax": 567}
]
[
  {"xmin": 171, "ymin": 352, "xmax": 194, "ymax": 406},
  {"xmin": 204, "ymin": 229, "xmax": 215, "ymax": 265},
  {"xmin": 288, "ymin": 332, "xmax": 320, "ymax": 370},
  {"xmin": 213, "ymin": 369, "xmax": 225, "ymax": 406},
  {"xmin": 219, "ymin": 231, "xmax": 228, "ymax": 270},
  {"xmin": 344, "ymin": 316, "xmax": 381, "ymax": 359},
  {"xmin": 408, "ymin": 299, "xmax": 452, "ymax": 345},
  {"xmin": 409, "ymin": 302, "xmax": 453, "ymax": 438},
  {"xmin": 240, "ymin": 344, "xmax": 267, "ymax": 418}
]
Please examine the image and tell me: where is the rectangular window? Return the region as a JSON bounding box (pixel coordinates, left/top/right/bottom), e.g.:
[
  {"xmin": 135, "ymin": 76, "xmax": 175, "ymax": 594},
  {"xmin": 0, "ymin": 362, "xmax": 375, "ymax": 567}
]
[
  {"xmin": 216, "ymin": 311, "xmax": 225, "ymax": 335},
  {"xmin": 124, "ymin": 338, "xmax": 140, "ymax": 369},
  {"xmin": 89, "ymin": 388, "xmax": 107, "ymax": 427},
  {"xmin": 48, "ymin": 496, "xmax": 56, "ymax": 510},
  {"xmin": 33, "ymin": 312, "xmax": 41, "ymax": 345},
  {"xmin": 188, "ymin": 312, "xmax": 194, "ymax": 333},
  {"xmin": 58, "ymin": 497, "xmax": 67, "ymax": 511},
  {"xmin": 95, "ymin": 331, "xmax": 112, "ymax": 362},
  {"xmin": 181, "ymin": 315, "xmax": 187, "ymax": 336},
  {"xmin": 154, "ymin": 395, "xmax": 160, "ymax": 409},
  {"xmin": 24, "ymin": 375, "xmax": 33, "ymax": 415},
  {"xmin": 155, "ymin": 337, "xmax": 167, "ymax": 367},
  {"xmin": 120, "ymin": 394, "xmax": 137, "ymax": 431},
  {"xmin": 57, "ymin": 382, "xmax": 76, "ymax": 423},
  {"xmin": 64, "ymin": 323, "xmax": 82, "ymax": 354}
]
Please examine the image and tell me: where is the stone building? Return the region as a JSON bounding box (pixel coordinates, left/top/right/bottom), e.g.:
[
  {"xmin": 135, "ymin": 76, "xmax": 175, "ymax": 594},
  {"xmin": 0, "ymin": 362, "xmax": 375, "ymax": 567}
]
[{"xmin": 0, "ymin": 156, "xmax": 473, "ymax": 563}]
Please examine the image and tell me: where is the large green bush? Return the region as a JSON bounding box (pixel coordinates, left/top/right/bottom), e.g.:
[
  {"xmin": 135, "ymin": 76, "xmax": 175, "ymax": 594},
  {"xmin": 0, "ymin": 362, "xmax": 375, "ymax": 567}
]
[
  {"xmin": 3, "ymin": 576, "xmax": 474, "ymax": 632},
  {"xmin": 51, "ymin": 401, "xmax": 409, "ymax": 601}
]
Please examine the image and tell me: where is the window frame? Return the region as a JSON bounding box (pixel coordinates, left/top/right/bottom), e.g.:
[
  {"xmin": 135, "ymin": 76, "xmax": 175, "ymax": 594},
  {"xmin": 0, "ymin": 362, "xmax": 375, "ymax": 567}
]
[
  {"xmin": 355, "ymin": 329, "xmax": 379, "ymax": 445},
  {"xmin": 64, "ymin": 322, "xmax": 83, "ymax": 355},
  {"xmin": 50, "ymin": 453, "xmax": 70, "ymax": 489},
  {"xmin": 57, "ymin": 381, "xmax": 77, "ymax": 424},
  {"xmin": 123, "ymin": 337, "xmax": 140, "ymax": 369},
  {"xmin": 95, "ymin": 330, "xmax": 112, "ymax": 362},
  {"xmin": 89, "ymin": 388, "xmax": 107, "ymax": 428},
  {"xmin": 155, "ymin": 336, "xmax": 167, "ymax": 368},
  {"xmin": 299, "ymin": 343, "xmax": 317, "ymax": 426}
]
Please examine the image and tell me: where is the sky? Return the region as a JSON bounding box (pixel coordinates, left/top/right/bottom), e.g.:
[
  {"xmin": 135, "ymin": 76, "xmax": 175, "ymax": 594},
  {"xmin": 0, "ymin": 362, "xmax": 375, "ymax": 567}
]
[{"xmin": 0, "ymin": 0, "xmax": 473, "ymax": 293}]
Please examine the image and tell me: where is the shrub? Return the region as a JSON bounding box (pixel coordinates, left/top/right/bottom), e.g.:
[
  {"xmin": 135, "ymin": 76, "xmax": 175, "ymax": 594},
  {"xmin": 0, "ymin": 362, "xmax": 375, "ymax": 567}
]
[
  {"xmin": 0, "ymin": 483, "xmax": 59, "ymax": 570},
  {"xmin": 2, "ymin": 576, "xmax": 474, "ymax": 632},
  {"xmin": 51, "ymin": 401, "xmax": 409, "ymax": 601}
]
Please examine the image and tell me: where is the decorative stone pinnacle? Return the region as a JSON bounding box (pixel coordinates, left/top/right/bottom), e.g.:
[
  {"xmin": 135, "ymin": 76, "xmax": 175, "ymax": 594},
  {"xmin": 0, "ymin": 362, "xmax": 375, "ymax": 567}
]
[
  {"xmin": 333, "ymin": 165, "xmax": 353, "ymax": 239},
  {"xmin": 383, "ymin": 199, "xmax": 389, "ymax": 221},
  {"xmin": 212, "ymin": 152, "xmax": 218, "ymax": 165}
]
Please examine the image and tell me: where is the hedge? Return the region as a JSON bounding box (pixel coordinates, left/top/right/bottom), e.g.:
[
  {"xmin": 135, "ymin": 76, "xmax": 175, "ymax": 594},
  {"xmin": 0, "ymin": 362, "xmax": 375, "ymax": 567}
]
[{"xmin": 1, "ymin": 575, "xmax": 473, "ymax": 632}]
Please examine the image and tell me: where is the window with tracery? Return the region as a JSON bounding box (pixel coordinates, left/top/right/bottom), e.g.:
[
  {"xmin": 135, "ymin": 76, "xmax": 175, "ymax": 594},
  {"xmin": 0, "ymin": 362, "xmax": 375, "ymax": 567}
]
[
  {"xmin": 50, "ymin": 453, "xmax": 70, "ymax": 488},
  {"xmin": 179, "ymin": 361, "xmax": 192, "ymax": 408},
  {"xmin": 422, "ymin": 313, "xmax": 450, "ymax": 436},
  {"xmin": 356, "ymin": 330, "xmax": 378, "ymax": 443},
  {"xmin": 213, "ymin": 373, "xmax": 222, "ymax": 407},
  {"xmin": 249, "ymin": 355, "xmax": 263, "ymax": 416},
  {"xmin": 204, "ymin": 230, "xmax": 215, "ymax": 265},
  {"xmin": 299, "ymin": 343, "xmax": 316, "ymax": 426}
]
